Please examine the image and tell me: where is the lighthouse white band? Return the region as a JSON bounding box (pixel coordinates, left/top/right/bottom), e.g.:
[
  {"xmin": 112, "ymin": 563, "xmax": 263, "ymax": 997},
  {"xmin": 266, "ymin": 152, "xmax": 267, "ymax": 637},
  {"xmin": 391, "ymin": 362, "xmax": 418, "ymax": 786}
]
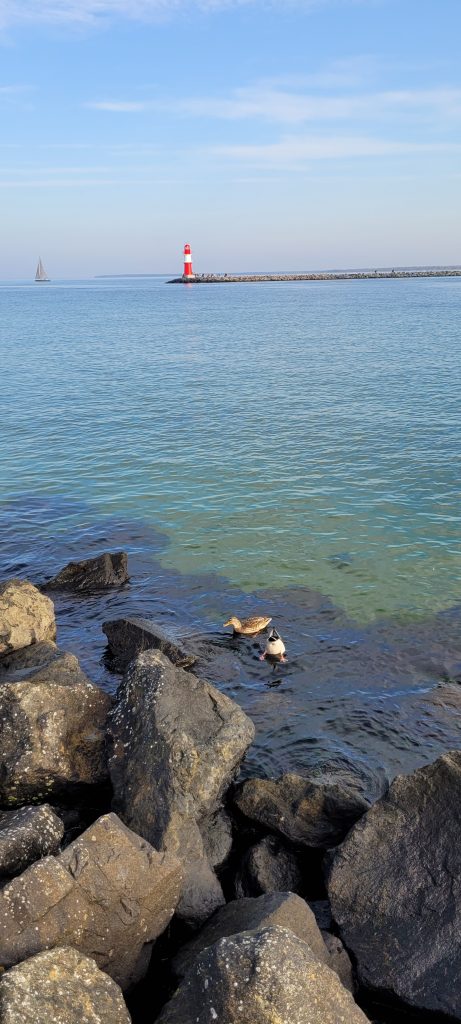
[{"xmin": 184, "ymin": 254, "xmax": 192, "ymax": 263}]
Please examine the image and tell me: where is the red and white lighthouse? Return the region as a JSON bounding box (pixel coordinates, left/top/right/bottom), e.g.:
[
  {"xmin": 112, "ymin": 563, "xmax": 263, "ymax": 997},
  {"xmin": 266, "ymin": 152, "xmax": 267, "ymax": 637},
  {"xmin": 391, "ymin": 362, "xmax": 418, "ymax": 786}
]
[{"xmin": 183, "ymin": 243, "xmax": 195, "ymax": 280}]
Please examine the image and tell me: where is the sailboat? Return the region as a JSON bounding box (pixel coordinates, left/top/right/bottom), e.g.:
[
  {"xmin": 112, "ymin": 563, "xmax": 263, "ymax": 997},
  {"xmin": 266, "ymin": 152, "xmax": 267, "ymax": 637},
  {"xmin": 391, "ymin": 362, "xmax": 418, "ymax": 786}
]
[{"xmin": 35, "ymin": 258, "xmax": 50, "ymax": 282}]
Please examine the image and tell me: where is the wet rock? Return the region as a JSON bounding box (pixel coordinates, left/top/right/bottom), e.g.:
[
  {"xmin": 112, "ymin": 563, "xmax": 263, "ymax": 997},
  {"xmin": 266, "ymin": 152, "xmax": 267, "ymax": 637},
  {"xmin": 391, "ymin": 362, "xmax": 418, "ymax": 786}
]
[
  {"xmin": 328, "ymin": 750, "xmax": 461, "ymax": 1017},
  {"xmin": 321, "ymin": 931, "xmax": 355, "ymax": 994},
  {"xmin": 0, "ymin": 580, "xmax": 55, "ymax": 657},
  {"xmin": 0, "ymin": 640, "xmax": 59, "ymax": 682},
  {"xmin": 103, "ymin": 616, "xmax": 197, "ymax": 673},
  {"xmin": 108, "ymin": 650, "xmax": 255, "ymax": 924},
  {"xmin": 201, "ymin": 808, "xmax": 233, "ymax": 870},
  {"xmin": 234, "ymin": 771, "xmax": 369, "ymax": 848},
  {"xmin": 46, "ymin": 551, "xmax": 129, "ymax": 592},
  {"xmin": 0, "ymin": 946, "xmax": 131, "ymax": 1023},
  {"xmin": 158, "ymin": 926, "xmax": 370, "ymax": 1024},
  {"xmin": 233, "ymin": 834, "xmax": 303, "ymax": 898},
  {"xmin": 0, "ymin": 805, "xmax": 64, "ymax": 877},
  {"xmin": 172, "ymin": 891, "xmax": 328, "ymax": 981},
  {"xmin": 0, "ymin": 812, "xmax": 182, "ymax": 990},
  {"xmin": 0, "ymin": 653, "xmax": 112, "ymax": 805}
]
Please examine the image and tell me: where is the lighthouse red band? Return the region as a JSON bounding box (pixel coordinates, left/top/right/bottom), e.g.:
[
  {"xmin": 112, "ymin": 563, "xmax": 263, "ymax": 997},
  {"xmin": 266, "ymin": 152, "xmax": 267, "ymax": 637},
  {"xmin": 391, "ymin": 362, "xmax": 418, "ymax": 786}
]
[{"xmin": 183, "ymin": 243, "xmax": 194, "ymax": 279}]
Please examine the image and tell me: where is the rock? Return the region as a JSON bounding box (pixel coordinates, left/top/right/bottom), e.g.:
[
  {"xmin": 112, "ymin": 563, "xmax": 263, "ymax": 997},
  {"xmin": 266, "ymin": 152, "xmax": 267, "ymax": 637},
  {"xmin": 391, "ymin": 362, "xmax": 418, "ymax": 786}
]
[
  {"xmin": 157, "ymin": 926, "xmax": 370, "ymax": 1024},
  {"xmin": 0, "ymin": 805, "xmax": 64, "ymax": 877},
  {"xmin": 0, "ymin": 812, "xmax": 182, "ymax": 990},
  {"xmin": 172, "ymin": 892, "xmax": 329, "ymax": 981},
  {"xmin": 234, "ymin": 771, "xmax": 369, "ymax": 848},
  {"xmin": 233, "ymin": 834, "xmax": 303, "ymax": 898},
  {"xmin": 0, "ymin": 653, "xmax": 112, "ymax": 805},
  {"xmin": 201, "ymin": 808, "xmax": 233, "ymax": 870},
  {"xmin": 108, "ymin": 650, "xmax": 255, "ymax": 924},
  {"xmin": 0, "ymin": 580, "xmax": 55, "ymax": 657},
  {"xmin": 308, "ymin": 899, "xmax": 333, "ymax": 931},
  {"xmin": 103, "ymin": 617, "xmax": 197, "ymax": 673},
  {"xmin": 46, "ymin": 552, "xmax": 129, "ymax": 592},
  {"xmin": 328, "ymin": 750, "xmax": 461, "ymax": 1017},
  {"xmin": 0, "ymin": 641, "xmax": 59, "ymax": 682},
  {"xmin": 0, "ymin": 947, "xmax": 131, "ymax": 1023},
  {"xmin": 321, "ymin": 931, "xmax": 355, "ymax": 994}
]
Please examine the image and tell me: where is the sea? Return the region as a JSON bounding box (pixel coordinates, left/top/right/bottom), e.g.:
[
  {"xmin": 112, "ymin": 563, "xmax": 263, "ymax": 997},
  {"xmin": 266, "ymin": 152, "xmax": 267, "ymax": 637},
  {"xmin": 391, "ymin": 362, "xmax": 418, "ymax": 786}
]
[{"xmin": 1, "ymin": 273, "xmax": 461, "ymax": 794}]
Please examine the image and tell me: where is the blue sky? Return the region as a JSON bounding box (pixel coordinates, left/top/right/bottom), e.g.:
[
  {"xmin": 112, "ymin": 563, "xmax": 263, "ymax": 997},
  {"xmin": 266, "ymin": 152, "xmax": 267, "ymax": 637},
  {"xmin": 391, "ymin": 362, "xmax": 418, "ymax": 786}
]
[{"xmin": 1, "ymin": 0, "xmax": 460, "ymax": 277}]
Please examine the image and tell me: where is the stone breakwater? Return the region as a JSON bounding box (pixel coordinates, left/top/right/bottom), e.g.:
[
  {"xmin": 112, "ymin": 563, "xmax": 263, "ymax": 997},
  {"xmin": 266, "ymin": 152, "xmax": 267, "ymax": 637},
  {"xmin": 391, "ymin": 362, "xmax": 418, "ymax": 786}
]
[
  {"xmin": 1, "ymin": 559, "xmax": 461, "ymax": 1023},
  {"xmin": 168, "ymin": 268, "xmax": 461, "ymax": 283}
]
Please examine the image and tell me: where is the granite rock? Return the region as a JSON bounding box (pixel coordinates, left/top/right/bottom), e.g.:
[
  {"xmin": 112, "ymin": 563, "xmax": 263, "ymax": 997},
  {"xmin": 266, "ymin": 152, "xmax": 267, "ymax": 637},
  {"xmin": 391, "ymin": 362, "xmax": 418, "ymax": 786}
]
[
  {"xmin": 0, "ymin": 805, "xmax": 64, "ymax": 877},
  {"xmin": 328, "ymin": 750, "xmax": 461, "ymax": 1017},
  {"xmin": 103, "ymin": 617, "xmax": 196, "ymax": 673},
  {"xmin": 0, "ymin": 812, "xmax": 183, "ymax": 989},
  {"xmin": 108, "ymin": 650, "xmax": 254, "ymax": 924},
  {"xmin": 157, "ymin": 925, "xmax": 370, "ymax": 1024},
  {"xmin": 0, "ymin": 946, "xmax": 131, "ymax": 1023},
  {"xmin": 0, "ymin": 653, "xmax": 112, "ymax": 805},
  {"xmin": 172, "ymin": 891, "xmax": 328, "ymax": 981},
  {"xmin": 46, "ymin": 552, "xmax": 129, "ymax": 592},
  {"xmin": 0, "ymin": 580, "xmax": 55, "ymax": 657}
]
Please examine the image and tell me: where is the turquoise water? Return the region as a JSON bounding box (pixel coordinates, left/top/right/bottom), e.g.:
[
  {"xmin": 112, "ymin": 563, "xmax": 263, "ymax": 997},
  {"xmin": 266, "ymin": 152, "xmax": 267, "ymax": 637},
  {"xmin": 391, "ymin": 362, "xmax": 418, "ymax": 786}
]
[
  {"xmin": 1, "ymin": 275, "xmax": 460, "ymax": 621},
  {"xmin": 1, "ymin": 275, "xmax": 461, "ymax": 783}
]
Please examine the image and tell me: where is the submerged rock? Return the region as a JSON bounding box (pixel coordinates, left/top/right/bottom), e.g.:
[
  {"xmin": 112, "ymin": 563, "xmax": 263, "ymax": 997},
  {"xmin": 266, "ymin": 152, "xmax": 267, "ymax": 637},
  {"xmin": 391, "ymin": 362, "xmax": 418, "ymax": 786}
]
[
  {"xmin": 108, "ymin": 649, "xmax": 254, "ymax": 924},
  {"xmin": 46, "ymin": 551, "xmax": 129, "ymax": 592},
  {"xmin": 172, "ymin": 891, "xmax": 328, "ymax": 981},
  {"xmin": 0, "ymin": 812, "xmax": 182, "ymax": 990},
  {"xmin": 0, "ymin": 580, "xmax": 55, "ymax": 657},
  {"xmin": 328, "ymin": 750, "xmax": 461, "ymax": 1017},
  {"xmin": 0, "ymin": 652, "xmax": 112, "ymax": 805},
  {"xmin": 157, "ymin": 926, "xmax": 370, "ymax": 1024},
  {"xmin": 103, "ymin": 616, "xmax": 196, "ymax": 673},
  {"xmin": 233, "ymin": 834, "xmax": 303, "ymax": 898},
  {"xmin": 0, "ymin": 947, "xmax": 131, "ymax": 1023},
  {"xmin": 234, "ymin": 771, "xmax": 370, "ymax": 849},
  {"xmin": 0, "ymin": 805, "xmax": 64, "ymax": 877}
]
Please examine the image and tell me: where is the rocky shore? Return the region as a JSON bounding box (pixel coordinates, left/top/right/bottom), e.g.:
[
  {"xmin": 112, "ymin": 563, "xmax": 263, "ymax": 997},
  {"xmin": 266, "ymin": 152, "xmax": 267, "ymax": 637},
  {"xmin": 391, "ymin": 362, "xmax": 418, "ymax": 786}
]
[
  {"xmin": 1, "ymin": 558, "xmax": 460, "ymax": 1023},
  {"xmin": 168, "ymin": 269, "xmax": 461, "ymax": 284}
]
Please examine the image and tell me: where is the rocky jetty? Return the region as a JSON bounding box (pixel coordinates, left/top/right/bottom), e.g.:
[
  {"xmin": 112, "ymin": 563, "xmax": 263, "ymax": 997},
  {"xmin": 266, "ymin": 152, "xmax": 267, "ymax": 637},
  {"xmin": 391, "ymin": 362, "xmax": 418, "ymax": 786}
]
[
  {"xmin": 168, "ymin": 268, "xmax": 461, "ymax": 284},
  {"xmin": 1, "ymin": 569, "xmax": 460, "ymax": 1023}
]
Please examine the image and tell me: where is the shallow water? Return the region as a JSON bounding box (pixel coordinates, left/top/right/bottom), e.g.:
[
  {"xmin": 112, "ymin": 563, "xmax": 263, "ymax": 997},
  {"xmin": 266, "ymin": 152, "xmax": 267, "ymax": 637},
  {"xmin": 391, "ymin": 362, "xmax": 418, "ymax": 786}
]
[{"xmin": 1, "ymin": 276, "xmax": 461, "ymax": 784}]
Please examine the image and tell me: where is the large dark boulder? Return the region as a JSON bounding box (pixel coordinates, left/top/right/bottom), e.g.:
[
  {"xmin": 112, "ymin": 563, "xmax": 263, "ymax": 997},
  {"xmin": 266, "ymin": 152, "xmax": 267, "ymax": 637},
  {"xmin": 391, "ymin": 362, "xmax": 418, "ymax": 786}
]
[
  {"xmin": 103, "ymin": 617, "xmax": 196, "ymax": 673},
  {"xmin": 0, "ymin": 805, "xmax": 64, "ymax": 877},
  {"xmin": 108, "ymin": 650, "xmax": 255, "ymax": 924},
  {"xmin": 46, "ymin": 552, "xmax": 129, "ymax": 592},
  {"xmin": 172, "ymin": 892, "xmax": 329, "ymax": 981},
  {"xmin": 234, "ymin": 771, "xmax": 370, "ymax": 849},
  {"xmin": 0, "ymin": 580, "xmax": 55, "ymax": 657},
  {"xmin": 233, "ymin": 834, "xmax": 303, "ymax": 898},
  {"xmin": 0, "ymin": 947, "xmax": 131, "ymax": 1023},
  {"xmin": 0, "ymin": 812, "xmax": 183, "ymax": 990},
  {"xmin": 0, "ymin": 652, "xmax": 112, "ymax": 805},
  {"xmin": 328, "ymin": 750, "xmax": 461, "ymax": 1017},
  {"xmin": 158, "ymin": 926, "xmax": 370, "ymax": 1024}
]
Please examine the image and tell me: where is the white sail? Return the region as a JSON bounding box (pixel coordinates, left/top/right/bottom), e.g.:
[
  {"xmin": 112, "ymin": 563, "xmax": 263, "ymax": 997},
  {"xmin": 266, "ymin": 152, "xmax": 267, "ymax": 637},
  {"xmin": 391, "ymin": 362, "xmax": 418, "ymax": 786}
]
[{"xmin": 35, "ymin": 258, "xmax": 50, "ymax": 282}]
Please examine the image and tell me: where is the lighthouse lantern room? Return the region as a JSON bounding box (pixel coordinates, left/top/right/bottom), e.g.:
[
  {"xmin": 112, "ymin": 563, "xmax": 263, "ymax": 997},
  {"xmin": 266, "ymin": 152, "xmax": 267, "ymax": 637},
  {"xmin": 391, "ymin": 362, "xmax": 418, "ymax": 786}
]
[{"xmin": 183, "ymin": 243, "xmax": 195, "ymax": 280}]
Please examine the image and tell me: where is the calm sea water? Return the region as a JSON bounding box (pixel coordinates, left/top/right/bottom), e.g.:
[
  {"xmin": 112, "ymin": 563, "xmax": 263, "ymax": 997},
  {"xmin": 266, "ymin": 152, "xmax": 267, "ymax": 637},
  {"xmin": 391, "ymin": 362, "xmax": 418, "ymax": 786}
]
[{"xmin": 1, "ymin": 275, "xmax": 461, "ymax": 786}]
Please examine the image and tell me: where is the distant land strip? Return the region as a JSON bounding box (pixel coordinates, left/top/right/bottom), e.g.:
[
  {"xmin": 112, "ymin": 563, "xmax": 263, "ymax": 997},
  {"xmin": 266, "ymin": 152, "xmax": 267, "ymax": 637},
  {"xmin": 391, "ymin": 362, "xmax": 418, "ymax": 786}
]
[{"xmin": 168, "ymin": 269, "xmax": 461, "ymax": 284}]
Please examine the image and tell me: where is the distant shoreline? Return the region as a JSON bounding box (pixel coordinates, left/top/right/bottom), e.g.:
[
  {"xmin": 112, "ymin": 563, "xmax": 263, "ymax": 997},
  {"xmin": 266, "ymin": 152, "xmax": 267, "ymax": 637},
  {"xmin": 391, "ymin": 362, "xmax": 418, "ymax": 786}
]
[{"xmin": 168, "ymin": 269, "xmax": 461, "ymax": 284}]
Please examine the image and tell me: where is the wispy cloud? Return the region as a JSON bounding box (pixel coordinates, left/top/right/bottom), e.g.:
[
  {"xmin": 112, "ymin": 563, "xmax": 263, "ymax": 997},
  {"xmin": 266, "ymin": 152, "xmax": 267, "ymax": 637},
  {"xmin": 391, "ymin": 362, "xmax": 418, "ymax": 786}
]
[
  {"xmin": 211, "ymin": 135, "xmax": 461, "ymax": 167},
  {"xmin": 0, "ymin": 0, "xmax": 373, "ymax": 29},
  {"xmin": 87, "ymin": 84, "xmax": 461, "ymax": 124}
]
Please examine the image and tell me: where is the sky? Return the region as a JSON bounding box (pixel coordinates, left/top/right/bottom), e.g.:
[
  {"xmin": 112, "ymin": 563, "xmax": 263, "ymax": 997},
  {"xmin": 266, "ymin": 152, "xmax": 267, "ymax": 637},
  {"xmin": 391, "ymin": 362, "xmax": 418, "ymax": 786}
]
[{"xmin": 1, "ymin": 0, "xmax": 460, "ymax": 278}]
